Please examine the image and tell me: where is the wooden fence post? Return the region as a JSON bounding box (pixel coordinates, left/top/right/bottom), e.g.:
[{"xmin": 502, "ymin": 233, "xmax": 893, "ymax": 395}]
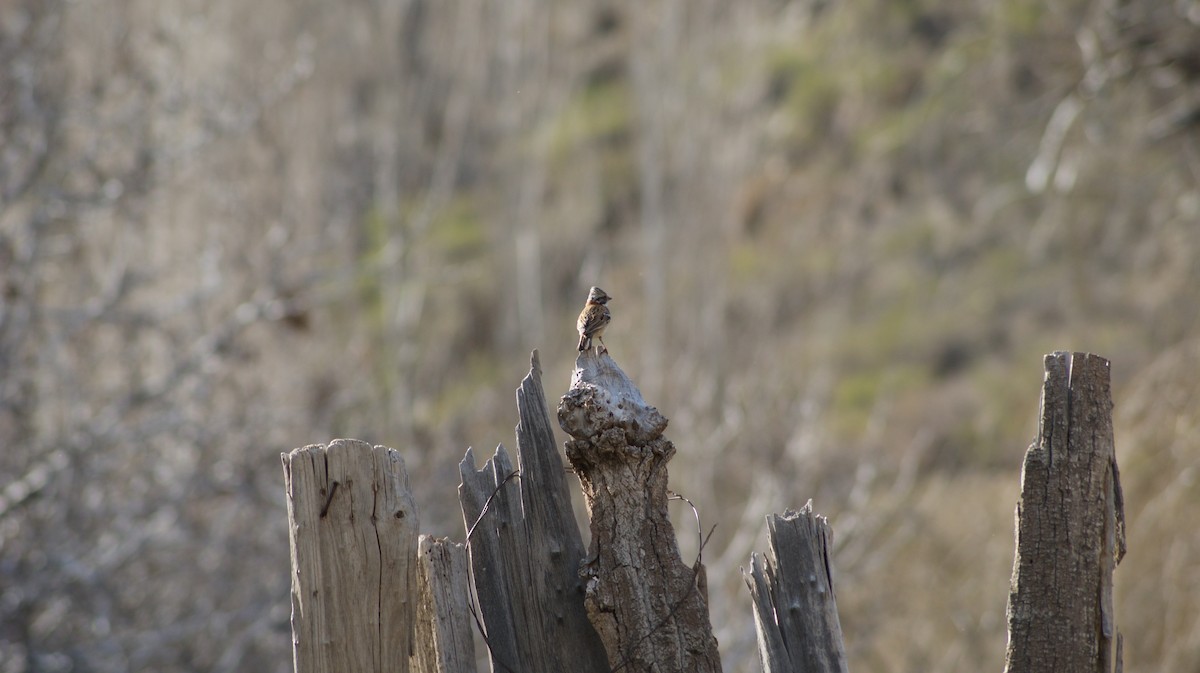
[
  {"xmin": 281, "ymin": 439, "xmax": 420, "ymax": 673},
  {"xmin": 458, "ymin": 351, "xmax": 609, "ymax": 672},
  {"xmin": 1004, "ymin": 352, "xmax": 1127, "ymax": 673},
  {"xmin": 557, "ymin": 350, "xmax": 723, "ymax": 673},
  {"xmin": 744, "ymin": 502, "xmax": 848, "ymax": 673},
  {"xmin": 412, "ymin": 535, "xmax": 475, "ymax": 673}
]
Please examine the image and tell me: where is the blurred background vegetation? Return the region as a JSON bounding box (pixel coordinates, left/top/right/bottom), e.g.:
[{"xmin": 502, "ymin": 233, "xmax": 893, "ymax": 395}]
[{"xmin": 1, "ymin": 0, "xmax": 1198, "ymax": 670}]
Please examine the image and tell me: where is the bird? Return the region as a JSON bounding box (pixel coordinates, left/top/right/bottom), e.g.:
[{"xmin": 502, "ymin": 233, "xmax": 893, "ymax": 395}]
[{"xmin": 576, "ymin": 286, "xmax": 612, "ymax": 354}]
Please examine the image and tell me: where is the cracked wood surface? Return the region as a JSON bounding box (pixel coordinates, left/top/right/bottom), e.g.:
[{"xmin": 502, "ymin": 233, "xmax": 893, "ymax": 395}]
[
  {"xmin": 744, "ymin": 502, "xmax": 848, "ymax": 673},
  {"xmin": 412, "ymin": 536, "xmax": 474, "ymax": 673},
  {"xmin": 558, "ymin": 350, "xmax": 722, "ymax": 673},
  {"xmin": 282, "ymin": 439, "xmax": 419, "ymax": 673},
  {"xmin": 1004, "ymin": 352, "xmax": 1126, "ymax": 673},
  {"xmin": 458, "ymin": 350, "xmax": 609, "ymax": 673}
]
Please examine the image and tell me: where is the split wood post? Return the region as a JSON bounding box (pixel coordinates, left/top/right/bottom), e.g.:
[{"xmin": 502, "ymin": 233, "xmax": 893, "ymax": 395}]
[
  {"xmin": 282, "ymin": 439, "xmax": 419, "ymax": 673},
  {"xmin": 744, "ymin": 502, "xmax": 848, "ymax": 673},
  {"xmin": 411, "ymin": 535, "xmax": 475, "ymax": 673},
  {"xmin": 458, "ymin": 351, "xmax": 609, "ymax": 673},
  {"xmin": 1004, "ymin": 352, "xmax": 1127, "ymax": 673},
  {"xmin": 557, "ymin": 350, "xmax": 723, "ymax": 673}
]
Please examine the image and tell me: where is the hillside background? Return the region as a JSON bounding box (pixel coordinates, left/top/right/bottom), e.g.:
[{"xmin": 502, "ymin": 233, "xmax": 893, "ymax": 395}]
[{"xmin": 2, "ymin": 0, "xmax": 1198, "ymax": 671}]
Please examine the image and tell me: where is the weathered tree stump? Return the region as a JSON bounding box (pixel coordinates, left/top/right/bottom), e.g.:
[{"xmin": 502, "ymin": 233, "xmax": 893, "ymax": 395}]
[
  {"xmin": 558, "ymin": 350, "xmax": 723, "ymax": 673},
  {"xmin": 744, "ymin": 502, "xmax": 848, "ymax": 673},
  {"xmin": 282, "ymin": 439, "xmax": 419, "ymax": 673},
  {"xmin": 458, "ymin": 351, "xmax": 609, "ymax": 673},
  {"xmin": 1004, "ymin": 351, "xmax": 1126, "ymax": 673}
]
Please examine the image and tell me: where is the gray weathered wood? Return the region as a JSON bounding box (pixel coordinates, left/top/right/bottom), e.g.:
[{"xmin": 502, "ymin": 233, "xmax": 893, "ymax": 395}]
[
  {"xmin": 1004, "ymin": 351, "xmax": 1126, "ymax": 673},
  {"xmin": 558, "ymin": 349, "xmax": 722, "ymax": 673},
  {"xmin": 459, "ymin": 444, "xmax": 526, "ymax": 672},
  {"xmin": 743, "ymin": 502, "xmax": 848, "ymax": 673},
  {"xmin": 515, "ymin": 350, "xmax": 611, "ymax": 670},
  {"xmin": 282, "ymin": 439, "xmax": 419, "ymax": 673},
  {"xmin": 458, "ymin": 350, "xmax": 608, "ymax": 673},
  {"xmin": 411, "ymin": 535, "xmax": 475, "ymax": 673}
]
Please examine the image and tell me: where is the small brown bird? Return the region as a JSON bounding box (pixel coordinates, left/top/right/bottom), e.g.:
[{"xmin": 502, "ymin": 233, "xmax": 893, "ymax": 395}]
[{"xmin": 576, "ymin": 286, "xmax": 612, "ymax": 354}]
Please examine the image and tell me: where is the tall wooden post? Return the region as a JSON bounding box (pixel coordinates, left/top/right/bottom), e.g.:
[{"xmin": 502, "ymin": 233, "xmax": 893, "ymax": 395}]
[
  {"xmin": 282, "ymin": 439, "xmax": 419, "ymax": 673},
  {"xmin": 558, "ymin": 351, "xmax": 723, "ymax": 673},
  {"xmin": 1004, "ymin": 352, "xmax": 1126, "ymax": 673}
]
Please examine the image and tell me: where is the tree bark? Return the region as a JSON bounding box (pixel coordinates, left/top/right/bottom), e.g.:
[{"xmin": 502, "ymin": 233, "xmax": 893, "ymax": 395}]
[
  {"xmin": 458, "ymin": 351, "xmax": 609, "ymax": 673},
  {"xmin": 558, "ymin": 350, "xmax": 723, "ymax": 673},
  {"xmin": 411, "ymin": 535, "xmax": 475, "ymax": 673},
  {"xmin": 1004, "ymin": 351, "xmax": 1126, "ymax": 673},
  {"xmin": 744, "ymin": 502, "xmax": 848, "ymax": 673},
  {"xmin": 282, "ymin": 439, "xmax": 419, "ymax": 673}
]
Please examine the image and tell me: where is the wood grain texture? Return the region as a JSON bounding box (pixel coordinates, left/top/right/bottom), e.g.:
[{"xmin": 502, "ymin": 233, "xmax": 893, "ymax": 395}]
[
  {"xmin": 458, "ymin": 351, "xmax": 608, "ymax": 673},
  {"xmin": 458, "ymin": 445, "xmax": 526, "ymax": 672},
  {"xmin": 411, "ymin": 535, "xmax": 474, "ymax": 673},
  {"xmin": 1004, "ymin": 352, "xmax": 1126, "ymax": 673},
  {"xmin": 282, "ymin": 439, "xmax": 419, "ymax": 673},
  {"xmin": 744, "ymin": 502, "xmax": 847, "ymax": 673},
  {"xmin": 515, "ymin": 350, "xmax": 611, "ymax": 671},
  {"xmin": 558, "ymin": 349, "xmax": 722, "ymax": 673}
]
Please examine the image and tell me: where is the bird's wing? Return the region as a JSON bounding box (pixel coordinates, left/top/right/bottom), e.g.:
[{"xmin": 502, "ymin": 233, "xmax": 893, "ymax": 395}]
[{"xmin": 579, "ymin": 305, "xmax": 610, "ymax": 336}]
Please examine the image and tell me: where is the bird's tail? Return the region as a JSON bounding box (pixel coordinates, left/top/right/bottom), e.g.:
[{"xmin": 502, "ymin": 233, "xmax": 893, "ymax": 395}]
[{"xmin": 577, "ymin": 334, "xmax": 590, "ymax": 351}]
